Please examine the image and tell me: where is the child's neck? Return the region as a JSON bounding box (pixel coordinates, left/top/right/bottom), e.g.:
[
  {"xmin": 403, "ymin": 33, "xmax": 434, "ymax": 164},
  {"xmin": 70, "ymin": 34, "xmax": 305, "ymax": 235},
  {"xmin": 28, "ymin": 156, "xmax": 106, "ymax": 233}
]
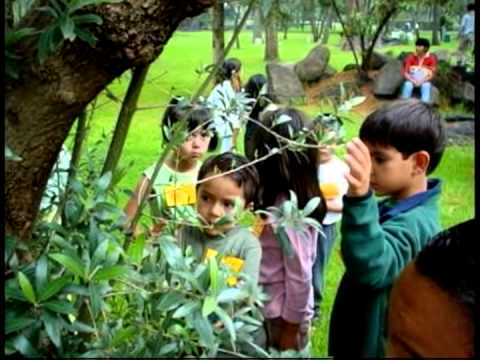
[
  {"xmin": 391, "ymin": 177, "xmax": 428, "ymax": 201},
  {"xmin": 165, "ymin": 154, "xmax": 197, "ymax": 173}
]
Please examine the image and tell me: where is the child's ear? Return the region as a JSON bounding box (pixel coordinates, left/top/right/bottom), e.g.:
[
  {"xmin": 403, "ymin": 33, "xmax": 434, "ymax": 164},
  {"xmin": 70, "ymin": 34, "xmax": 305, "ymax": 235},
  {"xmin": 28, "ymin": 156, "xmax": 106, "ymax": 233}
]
[
  {"xmin": 245, "ymin": 202, "xmax": 254, "ymax": 211},
  {"xmin": 412, "ymin": 151, "xmax": 430, "ymax": 175}
]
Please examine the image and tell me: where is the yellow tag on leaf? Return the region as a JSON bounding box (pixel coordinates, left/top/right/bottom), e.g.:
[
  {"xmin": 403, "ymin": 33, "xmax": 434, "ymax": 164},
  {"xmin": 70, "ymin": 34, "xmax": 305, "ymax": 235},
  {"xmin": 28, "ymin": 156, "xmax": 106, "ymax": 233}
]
[
  {"xmin": 164, "ymin": 183, "xmax": 196, "ymax": 207},
  {"xmin": 251, "ymin": 215, "xmax": 265, "ymax": 237},
  {"xmin": 320, "ymin": 183, "xmax": 340, "ymax": 200}
]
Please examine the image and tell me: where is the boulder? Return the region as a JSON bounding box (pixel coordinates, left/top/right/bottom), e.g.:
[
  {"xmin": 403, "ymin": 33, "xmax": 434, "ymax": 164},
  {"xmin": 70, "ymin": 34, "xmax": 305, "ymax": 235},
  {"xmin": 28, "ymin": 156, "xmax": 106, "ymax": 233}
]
[
  {"xmin": 319, "ymin": 65, "xmax": 337, "ymax": 80},
  {"xmin": 446, "ymin": 121, "xmax": 475, "ymax": 145},
  {"xmin": 266, "ymin": 63, "xmax": 305, "ymax": 104},
  {"xmin": 365, "ymin": 52, "xmax": 390, "ymax": 70},
  {"xmin": 294, "ymin": 45, "xmax": 330, "ymax": 83},
  {"xmin": 373, "ymin": 59, "xmax": 404, "ymax": 96}
]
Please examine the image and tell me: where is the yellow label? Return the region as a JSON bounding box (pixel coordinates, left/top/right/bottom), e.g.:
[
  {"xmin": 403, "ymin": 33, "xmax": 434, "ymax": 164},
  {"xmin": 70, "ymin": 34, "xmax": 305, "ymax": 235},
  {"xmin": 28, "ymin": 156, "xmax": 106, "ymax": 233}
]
[
  {"xmin": 203, "ymin": 248, "xmax": 244, "ymax": 287},
  {"xmin": 164, "ymin": 183, "xmax": 196, "ymax": 207},
  {"xmin": 251, "ymin": 215, "xmax": 265, "ymax": 237},
  {"xmin": 320, "ymin": 183, "xmax": 339, "ymax": 200}
]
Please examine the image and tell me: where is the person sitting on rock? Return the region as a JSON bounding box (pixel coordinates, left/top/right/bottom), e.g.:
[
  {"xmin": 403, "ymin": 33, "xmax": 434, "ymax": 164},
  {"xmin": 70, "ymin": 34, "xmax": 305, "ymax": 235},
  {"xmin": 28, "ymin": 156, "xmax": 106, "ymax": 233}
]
[{"xmin": 400, "ymin": 38, "xmax": 437, "ymax": 104}]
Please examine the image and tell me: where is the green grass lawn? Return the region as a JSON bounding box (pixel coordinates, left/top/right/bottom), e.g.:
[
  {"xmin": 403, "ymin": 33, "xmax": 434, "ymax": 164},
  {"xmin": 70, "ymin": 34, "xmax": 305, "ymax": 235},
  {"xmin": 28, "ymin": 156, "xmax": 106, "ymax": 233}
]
[{"xmin": 74, "ymin": 29, "xmax": 474, "ymax": 357}]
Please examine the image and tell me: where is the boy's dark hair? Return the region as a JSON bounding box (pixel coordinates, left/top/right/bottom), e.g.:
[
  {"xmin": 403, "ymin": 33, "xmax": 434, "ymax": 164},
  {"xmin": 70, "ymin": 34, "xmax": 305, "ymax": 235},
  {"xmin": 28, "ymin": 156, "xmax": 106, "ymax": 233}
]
[
  {"xmin": 244, "ymin": 74, "xmax": 267, "ymax": 99},
  {"xmin": 161, "ymin": 97, "xmax": 218, "ymax": 151},
  {"xmin": 415, "ymin": 219, "xmax": 476, "ymax": 310},
  {"xmin": 216, "ymin": 58, "xmax": 242, "ymax": 84},
  {"xmin": 415, "ymin": 37, "xmax": 430, "ymax": 50},
  {"xmin": 359, "ymin": 99, "xmax": 446, "ymax": 174},
  {"xmin": 197, "ymin": 152, "xmax": 259, "ymax": 205},
  {"xmin": 250, "ymin": 107, "xmax": 326, "ymax": 223},
  {"xmin": 466, "ymin": 3, "xmax": 474, "ymax": 11}
]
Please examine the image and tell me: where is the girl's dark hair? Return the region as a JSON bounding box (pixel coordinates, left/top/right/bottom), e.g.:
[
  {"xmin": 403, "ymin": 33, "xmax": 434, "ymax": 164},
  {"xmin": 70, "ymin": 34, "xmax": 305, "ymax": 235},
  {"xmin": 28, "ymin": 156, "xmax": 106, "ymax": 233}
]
[
  {"xmin": 161, "ymin": 97, "xmax": 218, "ymax": 151},
  {"xmin": 250, "ymin": 108, "xmax": 325, "ymax": 223},
  {"xmin": 197, "ymin": 152, "xmax": 259, "ymax": 205},
  {"xmin": 359, "ymin": 99, "xmax": 446, "ymax": 174},
  {"xmin": 415, "ymin": 219, "xmax": 476, "ymax": 310},
  {"xmin": 216, "ymin": 58, "xmax": 242, "ymax": 84},
  {"xmin": 244, "ymin": 74, "xmax": 267, "ymax": 99}
]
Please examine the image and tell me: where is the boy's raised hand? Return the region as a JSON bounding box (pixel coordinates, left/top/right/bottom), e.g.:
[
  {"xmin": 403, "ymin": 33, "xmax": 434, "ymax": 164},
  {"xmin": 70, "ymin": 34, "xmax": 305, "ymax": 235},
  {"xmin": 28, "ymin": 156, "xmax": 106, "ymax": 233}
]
[{"xmin": 344, "ymin": 138, "xmax": 371, "ymax": 197}]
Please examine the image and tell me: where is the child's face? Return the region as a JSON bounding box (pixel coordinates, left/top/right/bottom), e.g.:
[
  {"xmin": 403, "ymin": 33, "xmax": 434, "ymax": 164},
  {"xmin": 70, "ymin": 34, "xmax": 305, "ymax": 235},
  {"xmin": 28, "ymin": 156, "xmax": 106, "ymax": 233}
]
[
  {"xmin": 366, "ymin": 142, "xmax": 418, "ymax": 200},
  {"xmin": 177, "ymin": 128, "xmax": 211, "ymax": 161},
  {"xmin": 196, "ymin": 173, "xmax": 247, "ymax": 237}
]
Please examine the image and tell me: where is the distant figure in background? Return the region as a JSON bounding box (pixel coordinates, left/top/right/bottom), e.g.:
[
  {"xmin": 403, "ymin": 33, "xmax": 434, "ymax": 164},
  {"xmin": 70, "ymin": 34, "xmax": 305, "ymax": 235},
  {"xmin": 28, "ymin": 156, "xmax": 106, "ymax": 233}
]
[
  {"xmin": 242, "ymin": 73, "xmax": 273, "ymax": 159},
  {"xmin": 457, "ymin": 3, "xmax": 475, "ymax": 66},
  {"xmin": 208, "ymin": 58, "xmax": 243, "ymax": 153},
  {"xmin": 387, "ymin": 219, "xmax": 476, "ymax": 357},
  {"xmin": 400, "ymin": 38, "xmax": 437, "ymax": 103}
]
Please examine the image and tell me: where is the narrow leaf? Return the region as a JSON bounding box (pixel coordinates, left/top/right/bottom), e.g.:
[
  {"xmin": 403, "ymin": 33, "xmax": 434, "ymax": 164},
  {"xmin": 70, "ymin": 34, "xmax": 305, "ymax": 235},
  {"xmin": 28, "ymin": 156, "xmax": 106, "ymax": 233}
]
[
  {"xmin": 214, "ymin": 307, "xmax": 236, "ymax": 346},
  {"xmin": 92, "ymin": 265, "xmax": 129, "ymax": 282},
  {"xmin": 42, "ymin": 312, "xmax": 62, "ymax": 348},
  {"xmin": 43, "ymin": 300, "xmax": 76, "ymax": 315},
  {"xmin": 172, "ymin": 301, "xmax": 199, "ymax": 319},
  {"xmin": 202, "ymin": 295, "xmax": 217, "ymax": 317},
  {"xmin": 35, "ymin": 255, "xmax": 48, "ymax": 293},
  {"xmin": 60, "ymin": 15, "xmax": 76, "ymax": 41},
  {"xmin": 13, "ymin": 334, "xmax": 41, "ymax": 357},
  {"xmin": 5, "ymin": 317, "xmax": 36, "ymax": 335},
  {"xmin": 17, "ymin": 272, "xmax": 36, "ymax": 304},
  {"xmin": 49, "ymin": 253, "xmax": 85, "ymax": 280},
  {"xmin": 38, "ymin": 275, "xmax": 70, "ymax": 302}
]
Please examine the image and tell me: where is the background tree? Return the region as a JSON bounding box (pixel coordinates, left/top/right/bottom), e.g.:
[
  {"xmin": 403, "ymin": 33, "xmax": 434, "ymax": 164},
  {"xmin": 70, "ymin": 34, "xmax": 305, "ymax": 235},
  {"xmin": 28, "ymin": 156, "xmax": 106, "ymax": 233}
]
[
  {"xmin": 212, "ymin": 0, "xmax": 225, "ymax": 64},
  {"xmin": 5, "ymin": 0, "xmax": 215, "ymax": 242}
]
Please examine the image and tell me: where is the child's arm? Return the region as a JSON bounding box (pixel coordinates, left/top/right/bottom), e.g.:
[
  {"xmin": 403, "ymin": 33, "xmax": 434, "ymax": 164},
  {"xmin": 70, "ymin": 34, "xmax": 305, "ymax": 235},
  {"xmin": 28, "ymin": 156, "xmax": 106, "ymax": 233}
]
[
  {"xmin": 278, "ymin": 226, "xmax": 317, "ymax": 349},
  {"xmin": 341, "ymin": 139, "xmax": 428, "ymax": 288}
]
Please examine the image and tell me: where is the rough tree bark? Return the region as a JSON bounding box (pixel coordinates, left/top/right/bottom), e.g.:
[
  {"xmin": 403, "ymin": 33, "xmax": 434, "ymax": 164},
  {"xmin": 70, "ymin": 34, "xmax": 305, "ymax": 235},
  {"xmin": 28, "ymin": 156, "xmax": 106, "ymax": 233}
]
[
  {"xmin": 5, "ymin": 0, "xmax": 214, "ymax": 241},
  {"xmin": 252, "ymin": 4, "xmax": 264, "ymax": 44},
  {"xmin": 212, "ymin": 0, "xmax": 225, "ymax": 64},
  {"xmin": 264, "ymin": 0, "xmax": 279, "ymax": 61}
]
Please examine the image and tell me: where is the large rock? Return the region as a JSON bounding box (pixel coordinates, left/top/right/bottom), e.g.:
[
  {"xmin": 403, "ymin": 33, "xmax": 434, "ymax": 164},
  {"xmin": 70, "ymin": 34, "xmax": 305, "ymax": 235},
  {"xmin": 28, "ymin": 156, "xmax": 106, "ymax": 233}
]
[
  {"xmin": 446, "ymin": 121, "xmax": 474, "ymax": 145},
  {"xmin": 319, "ymin": 65, "xmax": 337, "ymax": 80},
  {"xmin": 266, "ymin": 63, "xmax": 305, "ymax": 104},
  {"xmin": 365, "ymin": 52, "xmax": 390, "ymax": 70},
  {"xmin": 373, "ymin": 59, "xmax": 404, "ymax": 96},
  {"xmin": 294, "ymin": 45, "xmax": 330, "ymax": 83}
]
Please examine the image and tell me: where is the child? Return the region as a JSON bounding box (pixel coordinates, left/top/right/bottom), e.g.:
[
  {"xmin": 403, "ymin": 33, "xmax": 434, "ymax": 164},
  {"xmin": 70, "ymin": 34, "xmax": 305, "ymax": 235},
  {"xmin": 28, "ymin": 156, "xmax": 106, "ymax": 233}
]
[
  {"xmin": 311, "ymin": 114, "xmax": 349, "ymax": 311},
  {"xmin": 207, "ymin": 58, "xmax": 243, "ymax": 153},
  {"xmin": 387, "ymin": 219, "xmax": 475, "ymax": 357},
  {"xmin": 178, "ymin": 152, "xmax": 262, "ymax": 283},
  {"xmin": 124, "ymin": 97, "xmax": 218, "ymax": 235},
  {"xmin": 251, "ymin": 107, "xmax": 326, "ymax": 352},
  {"xmin": 328, "ymin": 99, "xmax": 446, "ymax": 358}
]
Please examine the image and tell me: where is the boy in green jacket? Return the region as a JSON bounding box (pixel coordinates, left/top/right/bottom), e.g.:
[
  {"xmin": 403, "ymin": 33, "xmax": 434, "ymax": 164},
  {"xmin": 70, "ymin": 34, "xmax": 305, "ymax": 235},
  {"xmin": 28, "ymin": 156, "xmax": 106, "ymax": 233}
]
[{"xmin": 328, "ymin": 99, "xmax": 446, "ymax": 358}]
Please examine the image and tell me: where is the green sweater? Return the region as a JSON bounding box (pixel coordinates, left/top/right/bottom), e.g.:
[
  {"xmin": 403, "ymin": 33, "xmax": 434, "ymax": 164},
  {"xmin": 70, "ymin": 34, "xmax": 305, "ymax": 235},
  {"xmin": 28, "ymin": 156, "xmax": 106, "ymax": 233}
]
[
  {"xmin": 329, "ymin": 179, "xmax": 442, "ymax": 358},
  {"xmin": 178, "ymin": 225, "xmax": 262, "ymax": 283}
]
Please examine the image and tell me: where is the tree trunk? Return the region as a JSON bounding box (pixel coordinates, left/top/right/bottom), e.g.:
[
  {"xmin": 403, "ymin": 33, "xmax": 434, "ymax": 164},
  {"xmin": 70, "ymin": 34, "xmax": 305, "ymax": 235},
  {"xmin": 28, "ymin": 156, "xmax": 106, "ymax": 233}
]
[
  {"xmin": 231, "ymin": 4, "xmax": 241, "ymax": 49},
  {"xmin": 101, "ymin": 65, "xmax": 150, "ymax": 176},
  {"xmin": 264, "ymin": 1, "xmax": 279, "ymax": 61},
  {"xmin": 212, "ymin": 0, "xmax": 225, "ymax": 64},
  {"xmin": 5, "ymin": 0, "xmax": 214, "ymax": 242},
  {"xmin": 431, "ymin": 2, "xmax": 440, "ymax": 45},
  {"xmin": 252, "ymin": 4, "xmax": 264, "ymax": 44},
  {"xmin": 306, "ymin": 0, "xmax": 320, "ymax": 42},
  {"xmin": 320, "ymin": 6, "xmax": 333, "ymax": 45}
]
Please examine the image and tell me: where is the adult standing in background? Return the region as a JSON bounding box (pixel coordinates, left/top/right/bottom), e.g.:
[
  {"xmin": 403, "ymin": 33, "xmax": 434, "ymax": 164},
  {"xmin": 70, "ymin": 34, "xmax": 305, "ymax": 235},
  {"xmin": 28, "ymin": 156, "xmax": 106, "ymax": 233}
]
[{"xmin": 457, "ymin": 3, "xmax": 475, "ymax": 66}]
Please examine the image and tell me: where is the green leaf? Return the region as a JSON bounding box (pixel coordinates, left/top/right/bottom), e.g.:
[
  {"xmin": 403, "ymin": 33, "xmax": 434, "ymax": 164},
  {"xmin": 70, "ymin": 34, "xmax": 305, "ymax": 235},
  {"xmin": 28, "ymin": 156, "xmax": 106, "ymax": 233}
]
[
  {"xmin": 49, "ymin": 253, "xmax": 85, "ymax": 280},
  {"xmin": 5, "ymin": 27, "xmax": 36, "ymax": 47},
  {"xmin": 35, "ymin": 255, "xmax": 48, "ymax": 294},
  {"xmin": 208, "ymin": 256, "xmax": 219, "ymax": 296},
  {"xmin": 37, "ymin": 28, "xmax": 53, "ymax": 63},
  {"xmin": 74, "ymin": 27, "xmax": 97, "ymax": 46},
  {"xmin": 217, "ymin": 287, "xmax": 248, "ymax": 304},
  {"xmin": 92, "ymin": 265, "xmax": 129, "ymax": 282},
  {"xmin": 96, "ymin": 171, "xmax": 112, "ymax": 192},
  {"xmin": 42, "ymin": 312, "xmax": 62, "ymax": 348},
  {"xmin": 38, "ymin": 275, "xmax": 70, "ymax": 302},
  {"xmin": 193, "ymin": 311, "xmax": 215, "ymax": 349},
  {"xmin": 111, "ymin": 327, "xmax": 136, "ymax": 348},
  {"xmin": 71, "ymin": 13, "xmax": 103, "ymax": 25},
  {"xmin": 60, "ymin": 15, "xmax": 76, "ymax": 41},
  {"xmin": 302, "ymin": 196, "xmax": 321, "ymax": 217},
  {"xmin": 159, "ymin": 237, "xmax": 184, "ymax": 269},
  {"xmin": 214, "ymin": 307, "xmax": 236, "ymax": 346},
  {"xmin": 65, "ymin": 320, "xmax": 95, "ymax": 333},
  {"xmin": 5, "ymin": 317, "xmax": 36, "ymax": 335},
  {"xmin": 12, "ymin": 334, "xmax": 41, "ymax": 357},
  {"xmin": 158, "ymin": 342, "xmax": 178, "ymax": 356},
  {"xmin": 89, "ymin": 283, "xmax": 102, "ymax": 318},
  {"xmin": 156, "ymin": 291, "xmax": 184, "ymax": 312},
  {"xmin": 202, "ymin": 295, "xmax": 217, "ymax": 317},
  {"xmin": 172, "ymin": 301, "xmax": 199, "ymax": 319},
  {"xmin": 5, "ymin": 145, "xmax": 22, "ymax": 161},
  {"xmin": 275, "ymin": 227, "xmax": 293, "ymax": 257},
  {"xmin": 17, "ymin": 272, "xmax": 36, "ymax": 304},
  {"xmin": 43, "ymin": 300, "xmax": 76, "ymax": 315},
  {"xmin": 127, "ymin": 234, "xmax": 145, "ymax": 265},
  {"xmin": 91, "ymin": 239, "xmax": 109, "ymax": 266}
]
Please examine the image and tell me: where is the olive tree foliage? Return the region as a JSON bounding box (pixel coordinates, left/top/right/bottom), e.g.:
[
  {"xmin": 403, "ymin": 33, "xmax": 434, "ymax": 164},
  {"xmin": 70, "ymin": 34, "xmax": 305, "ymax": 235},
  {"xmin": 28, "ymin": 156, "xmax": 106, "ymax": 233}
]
[{"xmin": 5, "ymin": 0, "xmax": 215, "ymax": 242}]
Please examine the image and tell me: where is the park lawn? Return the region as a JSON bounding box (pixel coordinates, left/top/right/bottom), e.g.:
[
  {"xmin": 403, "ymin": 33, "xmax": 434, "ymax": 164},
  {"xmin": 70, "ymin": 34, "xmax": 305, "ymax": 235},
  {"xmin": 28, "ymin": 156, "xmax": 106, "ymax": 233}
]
[{"xmin": 74, "ymin": 29, "xmax": 474, "ymax": 357}]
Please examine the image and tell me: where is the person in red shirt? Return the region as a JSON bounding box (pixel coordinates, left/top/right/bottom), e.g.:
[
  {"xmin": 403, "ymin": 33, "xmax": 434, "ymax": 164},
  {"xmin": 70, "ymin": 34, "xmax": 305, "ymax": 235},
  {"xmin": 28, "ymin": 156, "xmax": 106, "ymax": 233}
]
[{"xmin": 400, "ymin": 38, "xmax": 437, "ymax": 103}]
